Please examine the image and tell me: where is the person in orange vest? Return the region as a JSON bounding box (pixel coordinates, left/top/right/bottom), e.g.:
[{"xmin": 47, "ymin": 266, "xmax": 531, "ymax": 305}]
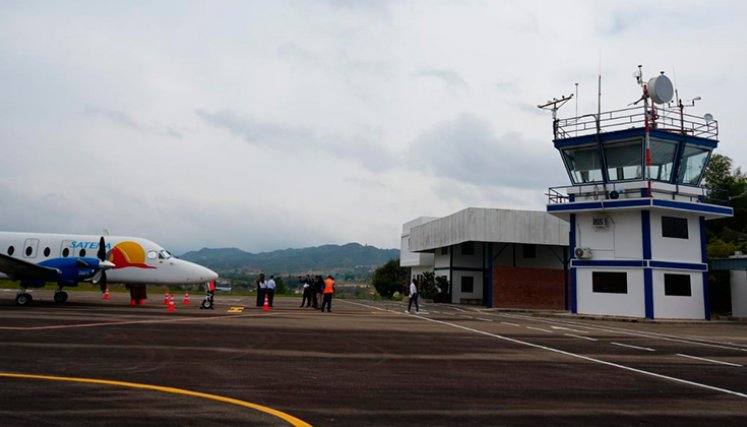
[{"xmin": 320, "ymin": 275, "xmax": 335, "ymax": 313}]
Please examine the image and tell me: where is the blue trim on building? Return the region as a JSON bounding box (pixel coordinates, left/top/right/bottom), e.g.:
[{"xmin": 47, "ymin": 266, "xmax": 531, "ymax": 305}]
[
  {"xmin": 570, "ymin": 267, "xmax": 577, "ymax": 314},
  {"xmin": 703, "ymin": 271, "xmax": 711, "ymax": 321},
  {"xmin": 642, "ymin": 210, "xmax": 651, "ymax": 260},
  {"xmin": 548, "ymin": 202, "xmax": 603, "ymax": 211},
  {"xmin": 572, "ymin": 260, "xmax": 647, "ymax": 267},
  {"xmin": 644, "ymin": 268, "xmax": 654, "ymax": 319},
  {"xmin": 648, "ymin": 261, "xmax": 708, "ymax": 271},
  {"xmin": 699, "ymin": 216, "xmax": 707, "ymax": 263},
  {"xmin": 487, "ymin": 244, "xmax": 493, "ymax": 309},
  {"xmin": 652, "ymin": 199, "xmax": 733, "ymax": 215},
  {"xmin": 553, "ymin": 128, "xmax": 718, "ymax": 149},
  {"xmin": 571, "ymin": 259, "xmax": 707, "ymax": 271}
]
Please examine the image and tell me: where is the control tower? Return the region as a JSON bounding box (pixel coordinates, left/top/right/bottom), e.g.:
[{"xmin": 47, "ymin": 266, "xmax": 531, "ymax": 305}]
[{"xmin": 543, "ymin": 67, "xmax": 733, "ymax": 320}]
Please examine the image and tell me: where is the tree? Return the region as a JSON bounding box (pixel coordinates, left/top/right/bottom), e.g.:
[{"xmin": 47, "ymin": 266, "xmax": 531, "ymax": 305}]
[{"xmin": 372, "ymin": 259, "xmax": 409, "ymax": 298}]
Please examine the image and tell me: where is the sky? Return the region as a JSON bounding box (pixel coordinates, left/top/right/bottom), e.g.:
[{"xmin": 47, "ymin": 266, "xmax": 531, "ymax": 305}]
[{"xmin": 1, "ymin": 0, "xmax": 747, "ymax": 254}]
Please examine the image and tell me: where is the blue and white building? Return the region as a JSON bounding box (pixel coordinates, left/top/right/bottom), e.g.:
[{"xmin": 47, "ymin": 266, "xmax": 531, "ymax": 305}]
[{"xmin": 545, "ymin": 72, "xmax": 732, "ymax": 320}]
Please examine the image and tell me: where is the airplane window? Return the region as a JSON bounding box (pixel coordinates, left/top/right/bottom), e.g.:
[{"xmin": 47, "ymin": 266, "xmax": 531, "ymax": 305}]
[
  {"xmin": 159, "ymin": 250, "xmax": 172, "ymax": 259},
  {"xmin": 44, "ymin": 247, "xmax": 51, "ymax": 257},
  {"xmin": 7, "ymin": 246, "xmax": 14, "ymax": 256},
  {"xmin": 62, "ymin": 248, "xmax": 70, "ymax": 257},
  {"xmin": 147, "ymin": 251, "xmax": 157, "ymax": 259},
  {"xmin": 80, "ymin": 249, "xmax": 87, "ymax": 257},
  {"xmin": 25, "ymin": 246, "xmax": 33, "ymax": 256}
]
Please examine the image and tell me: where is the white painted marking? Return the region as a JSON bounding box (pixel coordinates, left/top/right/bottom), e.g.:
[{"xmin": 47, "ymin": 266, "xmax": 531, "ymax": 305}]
[
  {"xmin": 461, "ymin": 315, "xmax": 474, "ymax": 319},
  {"xmin": 450, "ymin": 307, "xmax": 467, "ymax": 313},
  {"xmin": 500, "ymin": 321, "xmax": 520, "ymax": 327},
  {"xmin": 551, "ymin": 325, "xmax": 588, "ymax": 333},
  {"xmin": 564, "ymin": 333, "xmax": 598, "ymax": 342},
  {"xmin": 475, "ymin": 317, "xmax": 493, "ymax": 322},
  {"xmin": 527, "ymin": 327, "xmax": 553, "ymax": 333},
  {"xmin": 676, "ymin": 354, "xmax": 742, "ymax": 367},
  {"xmin": 611, "ymin": 342, "xmax": 656, "ymax": 352},
  {"xmin": 340, "ymin": 301, "xmax": 747, "ymax": 400}
]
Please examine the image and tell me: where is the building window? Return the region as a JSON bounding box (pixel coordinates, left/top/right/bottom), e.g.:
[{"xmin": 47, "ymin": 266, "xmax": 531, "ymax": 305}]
[
  {"xmin": 440, "ymin": 247, "xmax": 448, "ymax": 255},
  {"xmin": 523, "ymin": 244, "xmax": 536, "ymax": 258},
  {"xmin": 592, "ymin": 272, "xmax": 628, "ymax": 294},
  {"xmin": 662, "ymin": 216, "xmax": 688, "ymax": 239},
  {"xmin": 461, "ymin": 241, "xmax": 474, "ymax": 255},
  {"xmin": 461, "ymin": 276, "xmax": 474, "ymax": 293},
  {"xmin": 664, "ymin": 274, "xmax": 692, "ymax": 296}
]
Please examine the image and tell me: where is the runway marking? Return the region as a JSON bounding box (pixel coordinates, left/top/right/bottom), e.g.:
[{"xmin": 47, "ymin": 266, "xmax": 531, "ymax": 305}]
[
  {"xmin": 227, "ymin": 307, "xmax": 245, "ymax": 313},
  {"xmin": 611, "ymin": 342, "xmax": 656, "ymax": 352},
  {"xmin": 551, "ymin": 325, "xmax": 588, "ymax": 333},
  {"xmin": 499, "ymin": 313, "xmax": 747, "ymax": 353},
  {"xmin": 676, "ymin": 354, "xmax": 743, "ymax": 367},
  {"xmin": 475, "ymin": 317, "xmax": 493, "ymax": 322},
  {"xmin": 342, "ymin": 300, "xmax": 747, "ymax": 400},
  {"xmin": 0, "ymin": 372, "xmax": 312, "ymax": 427},
  {"xmin": 0, "ymin": 312, "xmax": 272, "ymax": 331},
  {"xmin": 564, "ymin": 333, "xmax": 598, "ymax": 342},
  {"xmin": 500, "ymin": 321, "xmax": 520, "ymax": 327},
  {"xmin": 527, "ymin": 327, "xmax": 553, "ymax": 333}
]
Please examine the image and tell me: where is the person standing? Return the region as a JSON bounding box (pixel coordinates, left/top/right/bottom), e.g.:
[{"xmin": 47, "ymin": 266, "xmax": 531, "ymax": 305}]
[
  {"xmin": 313, "ymin": 275, "xmax": 323, "ymax": 308},
  {"xmin": 256, "ymin": 273, "xmax": 267, "ymax": 307},
  {"xmin": 266, "ymin": 275, "xmax": 277, "ymax": 307},
  {"xmin": 300, "ymin": 275, "xmax": 312, "ymax": 308},
  {"xmin": 407, "ymin": 278, "xmax": 419, "ymax": 313},
  {"xmin": 320, "ymin": 275, "xmax": 335, "ymax": 313}
]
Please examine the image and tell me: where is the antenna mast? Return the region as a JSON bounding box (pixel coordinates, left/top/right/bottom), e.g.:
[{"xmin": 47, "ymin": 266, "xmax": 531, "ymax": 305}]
[{"xmin": 538, "ymin": 94, "xmax": 573, "ymax": 139}]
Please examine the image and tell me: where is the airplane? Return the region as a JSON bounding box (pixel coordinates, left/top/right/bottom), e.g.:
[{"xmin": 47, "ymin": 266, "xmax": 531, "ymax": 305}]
[{"xmin": 0, "ymin": 232, "xmax": 218, "ymax": 306}]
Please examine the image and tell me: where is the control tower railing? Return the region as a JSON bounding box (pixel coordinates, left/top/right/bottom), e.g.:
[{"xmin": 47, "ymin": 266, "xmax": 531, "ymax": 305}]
[
  {"xmin": 554, "ymin": 106, "xmax": 718, "ymax": 141},
  {"xmin": 546, "ymin": 182, "xmax": 730, "ymax": 206}
]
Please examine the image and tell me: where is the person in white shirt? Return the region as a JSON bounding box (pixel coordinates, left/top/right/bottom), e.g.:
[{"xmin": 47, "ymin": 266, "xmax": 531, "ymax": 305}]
[
  {"xmin": 406, "ymin": 279, "xmax": 419, "ymax": 313},
  {"xmin": 256, "ymin": 273, "xmax": 267, "ymax": 307},
  {"xmin": 266, "ymin": 275, "xmax": 277, "ymax": 307}
]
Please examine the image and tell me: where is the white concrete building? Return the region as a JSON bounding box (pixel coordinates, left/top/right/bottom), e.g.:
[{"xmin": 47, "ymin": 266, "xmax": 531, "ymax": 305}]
[{"xmin": 401, "ymin": 208, "xmax": 569, "ymax": 308}]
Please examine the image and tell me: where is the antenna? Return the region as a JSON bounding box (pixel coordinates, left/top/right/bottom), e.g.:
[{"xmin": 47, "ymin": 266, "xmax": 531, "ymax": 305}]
[{"xmin": 538, "ymin": 93, "xmax": 574, "ymax": 139}]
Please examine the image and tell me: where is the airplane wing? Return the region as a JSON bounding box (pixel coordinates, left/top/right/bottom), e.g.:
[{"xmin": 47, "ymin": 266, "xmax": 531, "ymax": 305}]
[{"xmin": 0, "ymin": 253, "xmax": 61, "ymax": 281}]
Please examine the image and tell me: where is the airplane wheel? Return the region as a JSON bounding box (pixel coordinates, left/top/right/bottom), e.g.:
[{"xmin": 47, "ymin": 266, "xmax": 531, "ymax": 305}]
[
  {"xmin": 15, "ymin": 293, "xmax": 33, "ymax": 306},
  {"xmin": 201, "ymin": 299, "xmax": 212, "ymax": 309},
  {"xmin": 54, "ymin": 291, "xmax": 68, "ymax": 304}
]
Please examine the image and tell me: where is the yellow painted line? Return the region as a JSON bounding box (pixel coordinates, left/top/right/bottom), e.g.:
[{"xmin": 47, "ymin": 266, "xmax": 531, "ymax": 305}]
[
  {"xmin": 0, "ymin": 372, "xmax": 312, "ymax": 427},
  {"xmin": 227, "ymin": 306, "xmax": 245, "ymax": 313}
]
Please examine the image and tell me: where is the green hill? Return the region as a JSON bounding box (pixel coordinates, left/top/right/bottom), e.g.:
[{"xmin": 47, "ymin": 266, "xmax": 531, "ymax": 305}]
[{"xmin": 180, "ymin": 243, "xmax": 400, "ymax": 276}]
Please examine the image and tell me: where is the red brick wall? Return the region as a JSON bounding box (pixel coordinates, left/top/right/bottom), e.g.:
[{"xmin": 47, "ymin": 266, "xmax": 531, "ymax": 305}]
[{"xmin": 492, "ymin": 266, "xmax": 566, "ymax": 309}]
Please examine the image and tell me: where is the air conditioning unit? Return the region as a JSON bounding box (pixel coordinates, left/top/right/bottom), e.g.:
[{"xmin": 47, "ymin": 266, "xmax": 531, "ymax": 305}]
[
  {"xmin": 592, "ymin": 216, "xmax": 609, "ymax": 229},
  {"xmin": 574, "ymin": 247, "xmax": 592, "ymax": 259}
]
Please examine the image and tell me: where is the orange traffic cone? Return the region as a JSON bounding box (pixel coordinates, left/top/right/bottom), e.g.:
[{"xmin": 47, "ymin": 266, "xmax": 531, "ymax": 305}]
[
  {"xmin": 167, "ymin": 294, "xmax": 175, "ymax": 312},
  {"xmin": 103, "ymin": 288, "xmax": 110, "ymax": 301},
  {"xmin": 262, "ymin": 294, "xmax": 270, "ymax": 312},
  {"xmin": 183, "ymin": 291, "xmax": 190, "ymax": 305},
  {"xmin": 163, "ymin": 290, "xmax": 170, "ymax": 305}
]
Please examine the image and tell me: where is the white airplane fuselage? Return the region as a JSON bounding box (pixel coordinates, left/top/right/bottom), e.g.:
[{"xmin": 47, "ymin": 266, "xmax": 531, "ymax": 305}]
[{"xmin": 0, "ymin": 232, "xmax": 218, "ymax": 286}]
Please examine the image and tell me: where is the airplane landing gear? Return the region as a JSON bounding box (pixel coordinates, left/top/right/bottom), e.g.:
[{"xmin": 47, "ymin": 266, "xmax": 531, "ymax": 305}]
[
  {"xmin": 53, "ymin": 291, "xmax": 68, "ymax": 304},
  {"xmin": 15, "ymin": 292, "xmax": 33, "ymax": 306}
]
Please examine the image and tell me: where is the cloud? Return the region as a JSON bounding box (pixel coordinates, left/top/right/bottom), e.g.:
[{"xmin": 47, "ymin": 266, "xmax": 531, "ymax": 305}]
[
  {"xmin": 197, "ymin": 109, "xmax": 397, "ymax": 172},
  {"xmin": 409, "ymin": 114, "xmax": 566, "ymax": 189},
  {"xmin": 83, "ymin": 106, "xmax": 183, "ymax": 139},
  {"xmin": 416, "ymin": 68, "xmax": 468, "ymax": 91}
]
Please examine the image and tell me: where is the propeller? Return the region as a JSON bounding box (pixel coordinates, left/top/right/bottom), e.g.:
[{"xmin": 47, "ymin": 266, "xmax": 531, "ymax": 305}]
[{"xmin": 93, "ymin": 236, "xmax": 114, "ymax": 291}]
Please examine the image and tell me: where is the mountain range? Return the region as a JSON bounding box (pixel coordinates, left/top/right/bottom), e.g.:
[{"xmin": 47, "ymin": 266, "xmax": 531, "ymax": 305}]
[{"xmin": 180, "ymin": 243, "xmax": 400, "ymax": 275}]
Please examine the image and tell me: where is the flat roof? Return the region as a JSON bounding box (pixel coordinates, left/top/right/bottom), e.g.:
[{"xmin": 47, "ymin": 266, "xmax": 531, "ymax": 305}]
[{"xmin": 407, "ymin": 207, "xmax": 569, "ymax": 252}]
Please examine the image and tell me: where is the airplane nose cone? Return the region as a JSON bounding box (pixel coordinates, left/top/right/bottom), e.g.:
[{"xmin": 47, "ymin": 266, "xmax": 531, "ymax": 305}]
[{"xmin": 99, "ymin": 260, "xmax": 116, "ymax": 270}]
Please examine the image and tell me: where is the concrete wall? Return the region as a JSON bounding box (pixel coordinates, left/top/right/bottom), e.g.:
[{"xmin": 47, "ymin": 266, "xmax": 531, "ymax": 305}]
[
  {"xmin": 652, "ymin": 269, "xmax": 705, "ymax": 319},
  {"xmin": 576, "ymin": 268, "xmax": 646, "ymax": 317},
  {"xmin": 650, "ymin": 211, "xmax": 702, "ymax": 263},
  {"xmin": 730, "ymin": 270, "xmax": 747, "ymax": 318}
]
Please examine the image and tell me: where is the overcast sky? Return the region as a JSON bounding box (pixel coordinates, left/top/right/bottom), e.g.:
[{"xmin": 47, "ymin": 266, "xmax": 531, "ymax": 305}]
[{"xmin": 1, "ymin": 0, "xmax": 746, "ymax": 254}]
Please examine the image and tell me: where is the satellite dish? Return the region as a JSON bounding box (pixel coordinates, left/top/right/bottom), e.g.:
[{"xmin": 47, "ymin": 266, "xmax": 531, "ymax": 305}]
[
  {"xmin": 647, "ymin": 74, "xmax": 674, "ymax": 104},
  {"xmin": 704, "ymin": 113, "xmax": 714, "ymax": 123}
]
